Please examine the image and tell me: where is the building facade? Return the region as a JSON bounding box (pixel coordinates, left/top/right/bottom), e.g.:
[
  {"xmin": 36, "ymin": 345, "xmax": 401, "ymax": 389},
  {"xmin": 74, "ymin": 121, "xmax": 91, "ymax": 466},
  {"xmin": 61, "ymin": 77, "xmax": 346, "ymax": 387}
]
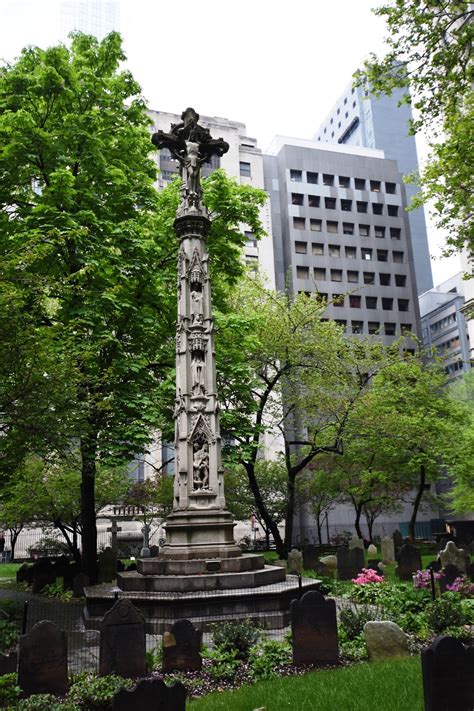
[{"xmin": 314, "ymin": 80, "xmax": 433, "ymax": 296}]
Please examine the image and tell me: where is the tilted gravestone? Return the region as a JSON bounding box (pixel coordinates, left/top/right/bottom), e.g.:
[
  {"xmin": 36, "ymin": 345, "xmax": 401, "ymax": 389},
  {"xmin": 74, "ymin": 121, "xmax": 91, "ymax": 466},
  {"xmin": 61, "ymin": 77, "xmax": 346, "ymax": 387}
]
[
  {"xmin": 291, "ymin": 590, "xmax": 338, "ymax": 666},
  {"xmin": 337, "ymin": 547, "xmax": 364, "ymax": 581},
  {"xmin": 112, "ymin": 677, "xmax": 187, "ymax": 711},
  {"xmin": 98, "ymin": 547, "xmax": 117, "ymax": 584},
  {"xmin": 381, "ymin": 536, "xmax": 395, "ymax": 564},
  {"xmin": 439, "ymin": 563, "xmax": 461, "ymax": 594},
  {"xmin": 99, "ymin": 598, "xmax": 146, "ymax": 678},
  {"xmin": 287, "ymin": 548, "xmax": 303, "ymax": 575},
  {"xmin": 162, "ymin": 619, "xmax": 202, "ymax": 672},
  {"xmin": 440, "ymin": 541, "xmax": 468, "ymax": 573},
  {"xmin": 31, "ymin": 558, "xmax": 55, "ymax": 593},
  {"xmin": 302, "ymin": 545, "xmax": 319, "ymax": 571},
  {"xmin": 348, "ymin": 534, "xmax": 364, "ymax": 551},
  {"xmin": 421, "ymin": 636, "xmax": 474, "ymax": 711},
  {"xmin": 392, "ymin": 529, "xmax": 403, "ymax": 553},
  {"xmin": 18, "ymin": 621, "xmax": 68, "ymax": 697},
  {"xmin": 395, "ymin": 543, "xmax": 422, "ymax": 581}
]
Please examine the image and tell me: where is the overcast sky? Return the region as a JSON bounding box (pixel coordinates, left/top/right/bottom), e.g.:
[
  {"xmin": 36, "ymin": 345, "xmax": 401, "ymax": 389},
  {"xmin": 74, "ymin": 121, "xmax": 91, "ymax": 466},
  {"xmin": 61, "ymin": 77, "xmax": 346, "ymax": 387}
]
[{"xmin": 0, "ymin": 0, "xmax": 461, "ymax": 284}]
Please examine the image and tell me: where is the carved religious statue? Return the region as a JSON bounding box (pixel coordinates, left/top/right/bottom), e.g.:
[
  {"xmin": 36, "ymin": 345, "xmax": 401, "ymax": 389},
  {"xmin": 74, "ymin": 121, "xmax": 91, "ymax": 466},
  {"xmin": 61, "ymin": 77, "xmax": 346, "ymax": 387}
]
[
  {"xmin": 191, "ymin": 354, "xmax": 206, "ymax": 396},
  {"xmin": 190, "ymin": 290, "xmax": 204, "ymax": 324},
  {"xmin": 193, "ymin": 440, "xmax": 209, "ymax": 490}
]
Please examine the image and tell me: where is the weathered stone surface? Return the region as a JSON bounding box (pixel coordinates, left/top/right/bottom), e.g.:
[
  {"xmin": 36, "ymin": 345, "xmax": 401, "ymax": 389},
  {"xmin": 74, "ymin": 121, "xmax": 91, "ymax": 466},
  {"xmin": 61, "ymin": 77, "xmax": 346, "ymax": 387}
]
[
  {"xmin": 0, "ymin": 651, "xmax": 17, "ymax": 675},
  {"xmin": 302, "ymin": 545, "xmax": 319, "ymax": 571},
  {"xmin": 395, "ymin": 543, "xmax": 422, "ymax": 581},
  {"xmin": 337, "ymin": 548, "xmax": 364, "ymax": 581},
  {"xmin": 367, "ymin": 559, "xmax": 382, "ymax": 572},
  {"xmin": 392, "ymin": 530, "xmax": 403, "ymax": 553},
  {"xmin": 112, "ymin": 677, "xmax": 187, "ymax": 711},
  {"xmin": 287, "ymin": 549, "xmax": 303, "ymax": 575},
  {"xmin": 421, "ymin": 635, "xmax": 474, "ymax": 711},
  {"xmin": 349, "ymin": 534, "xmax": 364, "ymax": 551},
  {"xmin": 291, "ymin": 590, "xmax": 338, "ymax": 666},
  {"xmin": 98, "ymin": 547, "xmax": 117, "ymax": 584},
  {"xmin": 162, "ymin": 619, "xmax": 202, "ymax": 672},
  {"xmin": 149, "ymin": 545, "xmax": 159, "ymax": 557},
  {"xmin": 319, "ymin": 555, "xmax": 337, "ymax": 570},
  {"xmin": 364, "ymin": 621, "xmax": 409, "ymax": 661},
  {"xmin": 99, "ymin": 598, "xmax": 146, "ymax": 678},
  {"xmin": 367, "ymin": 544, "xmax": 377, "ymax": 557},
  {"xmin": 440, "ymin": 541, "xmax": 468, "ymax": 573},
  {"xmin": 16, "ymin": 564, "xmax": 31, "ymax": 585},
  {"xmin": 31, "ymin": 558, "xmax": 55, "ymax": 593},
  {"xmin": 381, "ymin": 536, "xmax": 395, "ymax": 564},
  {"xmin": 18, "ymin": 621, "xmax": 68, "ymax": 697}
]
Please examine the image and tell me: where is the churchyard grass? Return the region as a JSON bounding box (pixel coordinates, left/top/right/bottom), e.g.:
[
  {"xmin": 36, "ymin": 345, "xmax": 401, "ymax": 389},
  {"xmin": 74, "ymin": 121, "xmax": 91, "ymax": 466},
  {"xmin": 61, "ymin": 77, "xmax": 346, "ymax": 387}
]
[
  {"xmin": 188, "ymin": 657, "xmax": 423, "ymax": 710},
  {"xmin": 0, "ymin": 564, "xmax": 20, "ymax": 580}
]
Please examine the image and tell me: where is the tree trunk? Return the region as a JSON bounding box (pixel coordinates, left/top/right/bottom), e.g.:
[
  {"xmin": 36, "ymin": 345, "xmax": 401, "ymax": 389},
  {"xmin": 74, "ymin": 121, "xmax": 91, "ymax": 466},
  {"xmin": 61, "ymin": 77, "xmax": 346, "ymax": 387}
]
[
  {"xmin": 244, "ymin": 462, "xmax": 285, "ymax": 556},
  {"xmin": 80, "ymin": 436, "xmax": 98, "ymax": 582},
  {"xmin": 409, "ymin": 464, "xmax": 426, "ymax": 542},
  {"xmin": 55, "ymin": 521, "xmax": 81, "ymax": 564},
  {"xmin": 9, "ymin": 527, "xmax": 22, "ymax": 562},
  {"xmin": 316, "ymin": 514, "xmax": 322, "ymax": 545},
  {"xmin": 354, "ymin": 503, "xmax": 364, "ymax": 540},
  {"xmin": 283, "ymin": 474, "xmax": 297, "ymax": 558},
  {"xmin": 366, "ymin": 516, "xmax": 374, "ymax": 543}
]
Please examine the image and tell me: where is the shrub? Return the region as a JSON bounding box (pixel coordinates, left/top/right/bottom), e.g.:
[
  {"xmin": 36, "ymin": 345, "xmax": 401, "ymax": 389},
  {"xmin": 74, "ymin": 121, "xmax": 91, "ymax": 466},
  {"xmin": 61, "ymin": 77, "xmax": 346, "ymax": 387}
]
[
  {"xmin": 445, "ymin": 576, "xmax": 474, "ymax": 598},
  {"xmin": 425, "ymin": 593, "xmax": 468, "ymax": 633},
  {"xmin": 212, "ymin": 619, "xmax": 260, "ymax": 660},
  {"xmin": 68, "ymin": 672, "xmax": 132, "ymax": 710},
  {"xmin": 350, "ymin": 582, "xmax": 386, "ymax": 605},
  {"xmin": 352, "ymin": 568, "xmax": 384, "ymax": 585},
  {"xmin": 339, "ymin": 605, "xmax": 379, "ymax": 640},
  {"xmin": 338, "ymin": 631, "xmax": 368, "ymax": 661},
  {"xmin": 202, "ymin": 645, "xmax": 241, "ymax": 681},
  {"xmin": 145, "ymin": 645, "xmax": 163, "ymax": 673},
  {"xmin": 27, "ymin": 537, "xmax": 69, "ymax": 557},
  {"xmin": 248, "ymin": 639, "xmax": 291, "ymax": 681},
  {"xmin": 0, "ymin": 672, "xmax": 20, "ymax": 706},
  {"xmin": 42, "ymin": 579, "xmax": 73, "ymax": 602},
  {"xmin": 17, "ymin": 694, "xmax": 76, "ymax": 710},
  {"xmin": 0, "ymin": 618, "xmax": 19, "ymax": 652},
  {"xmin": 413, "ymin": 569, "xmax": 442, "ymax": 590}
]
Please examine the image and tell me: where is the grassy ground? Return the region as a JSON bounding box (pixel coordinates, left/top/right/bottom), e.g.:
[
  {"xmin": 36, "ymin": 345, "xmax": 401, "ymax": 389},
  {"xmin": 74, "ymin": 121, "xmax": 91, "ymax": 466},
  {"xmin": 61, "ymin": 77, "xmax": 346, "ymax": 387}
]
[
  {"xmin": 0, "ymin": 563, "xmax": 20, "ymax": 580},
  {"xmin": 188, "ymin": 658, "xmax": 423, "ymax": 711}
]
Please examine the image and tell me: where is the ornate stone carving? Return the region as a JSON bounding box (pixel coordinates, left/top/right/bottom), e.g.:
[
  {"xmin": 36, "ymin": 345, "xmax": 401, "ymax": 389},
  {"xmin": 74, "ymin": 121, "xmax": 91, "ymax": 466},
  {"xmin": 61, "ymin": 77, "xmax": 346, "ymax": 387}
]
[
  {"xmin": 192, "ymin": 437, "xmax": 209, "ymax": 490},
  {"xmin": 190, "ymin": 290, "xmax": 204, "ymax": 325},
  {"xmin": 191, "ymin": 354, "xmax": 206, "ymax": 396}
]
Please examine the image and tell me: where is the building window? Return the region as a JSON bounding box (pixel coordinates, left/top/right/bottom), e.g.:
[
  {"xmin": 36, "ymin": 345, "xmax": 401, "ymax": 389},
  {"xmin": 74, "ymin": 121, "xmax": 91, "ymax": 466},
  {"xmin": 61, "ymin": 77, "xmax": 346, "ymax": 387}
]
[
  {"xmin": 352, "ymin": 100, "xmax": 356, "ymax": 108},
  {"xmin": 325, "ymin": 197, "xmax": 337, "ymax": 209},
  {"xmin": 295, "ymin": 241, "xmax": 307, "ymax": 254},
  {"xmin": 351, "ymin": 320, "xmax": 363, "ymax": 334},
  {"xmin": 401, "ymin": 324, "xmax": 412, "ymax": 335},
  {"xmin": 347, "ymin": 270, "xmax": 359, "ymax": 283},
  {"xmin": 345, "ymin": 246, "xmax": 357, "ymax": 259},
  {"xmin": 357, "ymin": 201, "xmax": 368, "ymax": 213},
  {"xmin": 245, "ymin": 231, "xmax": 257, "ymax": 247},
  {"xmin": 355, "ymin": 178, "xmax": 366, "ymax": 190},
  {"xmin": 339, "ymin": 176, "xmax": 350, "ymax": 188},
  {"xmin": 341, "ymin": 199, "xmax": 352, "ymax": 211},
  {"xmin": 329, "ymin": 244, "xmax": 340, "ymax": 257},
  {"xmin": 377, "ymin": 249, "xmax": 388, "ymax": 262},
  {"xmin": 385, "ymin": 182, "xmax": 397, "ymax": 194},
  {"xmin": 338, "ymin": 121, "xmax": 341, "ymax": 128},
  {"xmin": 390, "ymin": 227, "xmax": 401, "ymax": 239},
  {"xmin": 395, "ymin": 274, "xmax": 406, "ymax": 287},
  {"xmin": 335, "ymin": 319, "xmax": 347, "ymax": 332},
  {"xmin": 350, "ymin": 295, "xmax": 361, "ymax": 308},
  {"xmin": 384, "ymin": 322, "xmax": 396, "ymax": 336},
  {"xmin": 393, "ymin": 251, "xmax": 404, "ymax": 263},
  {"xmin": 361, "ymin": 248, "xmax": 372, "ymax": 260},
  {"xmin": 317, "ymin": 292, "xmax": 328, "ymax": 302},
  {"xmin": 359, "ymin": 224, "xmax": 370, "ymax": 237},
  {"xmin": 323, "ymin": 174, "xmax": 334, "ymax": 186},
  {"xmin": 366, "ymin": 296, "xmax": 378, "ymax": 309},
  {"xmin": 337, "ymin": 108, "xmax": 340, "ymax": 115},
  {"xmin": 382, "ymin": 298, "xmax": 393, "ymax": 310},
  {"xmin": 307, "ymin": 171, "xmax": 318, "ymax": 184},
  {"xmin": 308, "ymin": 195, "xmax": 320, "ymax": 208},
  {"xmin": 310, "ymin": 219, "xmax": 322, "ymax": 231},
  {"xmin": 398, "ymin": 299, "xmax": 409, "ymax": 312},
  {"xmin": 331, "ymin": 269, "xmax": 343, "ymax": 282},
  {"xmin": 344, "ymin": 97, "xmax": 347, "ymax": 105},
  {"xmin": 245, "ymin": 255, "xmax": 259, "ymax": 271},
  {"xmin": 387, "ymin": 205, "xmax": 399, "ymax": 217},
  {"xmin": 327, "ymin": 220, "xmax": 338, "ymax": 233},
  {"xmin": 363, "ymin": 272, "xmax": 375, "ymax": 284},
  {"xmin": 379, "ymin": 273, "xmax": 391, "ymax": 285},
  {"xmin": 370, "ymin": 180, "xmax": 381, "ymax": 192},
  {"xmin": 312, "ymin": 242, "xmax": 324, "ymax": 255},
  {"xmin": 343, "ymin": 222, "xmax": 354, "ymax": 235},
  {"xmin": 291, "ymin": 193, "xmax": 304, "ymax": 205},
  {"xmin": 290, "ymin": 169, "xmax": 303, "ymax": 182},
  {"xmin": 374, "ymin": 226, "xmax": 386, "ymax": 238},
  {"xmin": 330, "ymin": 118, "xmax": 333, "ymax": 124},
  {"xmin": 296, "ymin": 266, "xmax": 309, "ymax": 279},
  {"xmin": 331, "ymin": 131, "xmax": 334, "ymax": 137},
  {"xmin": 293, "ymin": 217, "xmax": 306, "ymax": 230},
  {"xmin": 368, "ymin": 321, "xmax": 380, "ymax": 334},
  {"xmin": 345, "ymin": 111, "xmax": 349, "ymax": 118},
  {"xmin": 333, "ymin": 294, "xmax": 345, "ymax": 307},
  {"xmin": 314, "ymin": 267, "xmax": 326, "ymax": 280},
  {"xmin": 240, "ymin": 161, "xmax": 251, "ymax": 177},
  {"xmin": 372, "ymin": 203, "xmax": 384, "ymax": 215}
]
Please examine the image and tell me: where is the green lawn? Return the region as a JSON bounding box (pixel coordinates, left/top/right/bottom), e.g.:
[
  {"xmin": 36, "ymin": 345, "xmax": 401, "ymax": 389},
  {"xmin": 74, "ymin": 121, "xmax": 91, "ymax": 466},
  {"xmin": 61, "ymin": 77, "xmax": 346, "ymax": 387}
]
[
  {"xmin": 189, "ymin": 658, "xmax": 424, "ymax": 711},
  {"xmin": 0, "ymin": 563, "xmax": 20, "ymax": 579}
]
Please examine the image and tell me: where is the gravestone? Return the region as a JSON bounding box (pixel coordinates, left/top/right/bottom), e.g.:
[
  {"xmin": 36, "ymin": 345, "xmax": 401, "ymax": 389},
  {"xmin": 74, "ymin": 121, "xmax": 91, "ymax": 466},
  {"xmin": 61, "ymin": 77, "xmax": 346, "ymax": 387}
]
[
  {"xmin": 364, "ymin": 621, "xmax": 409, "ymax": 661},
  {"xmin": 440, "ymin": 541, "xmax": 468, "ymax": 573},
  {"xmin": 291, "ymin": 590, "xmax": 338, "ymax": 666},
  {"xmin": 426, "ymin": 559, "xmax": 441, "ymax": 573},
  {"xmin": 0, "ymin": 651, "xmax": 17, "ymax": 675},
  {"xmin": 126, "ymin": 562, "xmax": 137, "ymax": 572},
  {"xmin": 140, "ymin": 523, "xmax": 151, "ymax": 558},
  {"xmin": 381, "ymin": 536, "xmax": 395, "ymax": 564},
  {"xmin": 349, "ymin": 534, "xmax": 364, "ymax": 551},
  {"xmin": 107, "ymin": 520, "xmax": 122, "ymax": 555},
  {"xmin": 149, "ymin": 545, "xmax": 159, "ymax": 558},
  {"xmin": 337, "ymin": 547, "xmax": 364, "ymax": 581},
  {"xmin": 99, "ymin": 598, "xmax": 146, "ymax": 678},
  {"xmin": 98, "ymin": 547, "xmax": 117, "ymax": 584},
  {"xmin": 72, "ymin": 572, "xmax": 89, "ymax": 597},
  {"xmin": 439, "ymin": 563, "xmax": 461, "ymax": 594},
  {"xmin": 421, "ymin": 635, "xmax": 474, "ymax": 711},
  {"xmin": 466, "ymin": 562, "xmax": 474, "ymax": 582},
  {"xmin": 392, "ymin": 530, "xmax": 403, "ymax": 553},
  {"xmin": 162, "ymin": 619, "xmax": 202, "ymax": 672},
  {"xmin": 395, "ymin": 543, "xmax": 422, "ymax": 581},
  {"xmin": 319, "ymin": 555, "xmax": 337, "ymax": 571},
  {"xmin": 112, "ymin": 677, "xmax": 187, "ymax": 711},
  {"xmin": 16, "ymin": 564, "xmax": 31, "ymax": 585},
  {"xmin": 18, "ymin": 621, "xmax": 68, "ymax": 697},
  {"xmin": 31, "ymin": 558, "xmax": 55, "ymax": 593},
  {"xmin": 116, "ymin": 559, "xmax": 125, "ymax": 573},
  {"xmin": 287, "ymin": 548, "xmax": 303, "ymax": 575},
  {"xmin": 302, "ymin": 545, "xmax": 319, "ymax": 571},
  {"xmin": 367, "ymin": 559, "xmax": 382, "ymax": 572},
  {"xmin": 367, "ymin": 543, "xmax": 377, "ymax": 558}
]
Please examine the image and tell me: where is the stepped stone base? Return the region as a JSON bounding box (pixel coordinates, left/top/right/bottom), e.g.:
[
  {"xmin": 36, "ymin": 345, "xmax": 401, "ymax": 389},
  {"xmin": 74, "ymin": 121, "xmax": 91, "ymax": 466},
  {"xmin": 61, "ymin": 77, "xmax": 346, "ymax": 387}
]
[{"xmin": 159, "ymin": 509, "xmax": 242, "ymax": 560}]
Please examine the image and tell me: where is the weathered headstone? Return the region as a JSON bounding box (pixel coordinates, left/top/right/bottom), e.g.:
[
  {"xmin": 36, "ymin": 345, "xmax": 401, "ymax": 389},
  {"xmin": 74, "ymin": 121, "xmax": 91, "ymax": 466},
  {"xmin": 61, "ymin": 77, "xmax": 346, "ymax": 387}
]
[
  {"xmin": 302, "ymin": 545, "xmax": 319, "ymax": 571},
  {"xmin": 337, "ymin": 547, "xmax": 364, "ymax": 580},
  {"xmin": 72, "ymin": 572, "xmax": 89, "ymax": 597},
  {"xmin": 421, "ymin": 636, "xmax": 474, "ymax": 711},
  {"xmin": 440, "ymin": 541, "xmax": 468, "ymax": 573},
  {"xmin": 466, "ymin": 562, "xmax": 474, "ymax": 582},
  {"xmin": 31, "ymin": 558, "xmax": 55, "ymax": 593},
  {"xmin": 349, "ymin": 534, "xmax": 364, "ymax": 551},
  {"xmin": 162, "ymin": 619, "xmax": 202, "ymax": 672},
  {"xmin": 16, "ymin": 563, "xmax": 31, "ymax": 585},
  {"xmin": 149, "ymin": 545, "xmax": 159, "ymax": 557},
  {"xmin": 98, "ymin": 547, "xmax": 117, "ymax": 584},
  {"xmin": 287, "ymin": 548, "xmax": 303, "ymax": 575},
  {"xmin": 367, "ymin": 543, "xmax": 377, "ymax": 558},
  {"xmin": 392, "ymin": 529, "xmax": 403, "ymax": 553},
  {"xmin": 439, "ymin": 563, "xmax": 461, "ymax": 593},
  {"xmin": 107, "ymin": 519, "xmax": 122, "ymax": 555},
  {"xmin": 291, "ymin": 590, "xmax": 338, "ymax": 665},
  {"xmin": 0, "ymin": 651, "xmax": 17, "ymax": 675},
  {"xmin": 381, "ymin": 536, "xmax": 396, "ymax": 564},
  {"xmin": 112, "ymin": 677, "xmax": 187, "ymax": 711},
  {"xmin": 367, "ymin": 559, "xmax": 382, "ymax": 572},
  {"xmin": 99, "ymin": 598, "xmax": 146, "ymax": 678},
  {"xmin": 18, "ymin": 621, "xmax": 68, "ymax": 697},
  {"xmin": 364, "ymin": 621, "xmax": 409, "ymax": 661},
  {"xmin": 395, "ymin": 543, "xmax": 422, "ymax": 581},
  {"xmin": 140, "ymin": 523, "xmax": 151, "ymax": 558},
  {"xmin": 319, "ymin": 555, "xmax": 337, "ymax": 571},
  {"xmin": 426, "ymin": 559, "xmax": 442, "ymax": 573}
]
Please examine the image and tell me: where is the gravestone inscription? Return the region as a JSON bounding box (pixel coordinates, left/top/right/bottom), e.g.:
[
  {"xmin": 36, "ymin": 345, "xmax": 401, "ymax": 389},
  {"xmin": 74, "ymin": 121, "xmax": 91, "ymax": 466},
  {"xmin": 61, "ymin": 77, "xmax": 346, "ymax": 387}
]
[
  {"xmin": 18, "ymin": 621, "xmax": 68, "ymax": 697},
  {"xmin": 291, "ymin": 590, "xmax": 338, "ymax": 665},
  {"xmin": 421, "ymin": 635, "xmax": 474, "ymax": 711},
  {"xmin": 99, "ymin": 598, "xmax": 146, "ymax": 678},
  {"xmin": 112, "ymin": 677, "xmax": 187, "ymax": 711},
  {"xmin": 162, "ymin": 619, "xmax": 202, "ymax": 672}
]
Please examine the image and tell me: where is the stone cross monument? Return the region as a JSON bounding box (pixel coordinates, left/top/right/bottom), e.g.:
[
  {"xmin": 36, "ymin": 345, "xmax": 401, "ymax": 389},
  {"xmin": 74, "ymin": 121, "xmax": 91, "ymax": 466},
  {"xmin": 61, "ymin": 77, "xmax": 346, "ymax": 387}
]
[{"xmin": 151, "ymin": 108, "xmax": 241, "ymax": 560}]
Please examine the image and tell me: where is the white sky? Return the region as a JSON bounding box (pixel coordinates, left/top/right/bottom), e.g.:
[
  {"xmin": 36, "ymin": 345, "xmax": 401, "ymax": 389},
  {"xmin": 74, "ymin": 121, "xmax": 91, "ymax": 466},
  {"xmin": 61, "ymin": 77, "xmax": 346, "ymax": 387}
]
[{"xmin": 0, "ymin": 0, "xmax": 461, "ymax": 285}]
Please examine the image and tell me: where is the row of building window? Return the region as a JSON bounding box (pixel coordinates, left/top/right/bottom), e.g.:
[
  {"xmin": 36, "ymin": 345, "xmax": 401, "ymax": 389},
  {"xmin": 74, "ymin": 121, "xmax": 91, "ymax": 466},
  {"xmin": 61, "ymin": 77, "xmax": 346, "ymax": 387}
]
[
  {"xmin": 289, "ymin": 171, "xmax": 397, "ymax": 194},
  {"xmin": 300, "ymin": 265, "xmax": 407, "ymax": 287},
  {"xmin": 298, "ymin": 312, "xmax": 413, "ymax": 337},
  {"xmin": 445, "ymin": 360, "xmax": 465, "ymax": 375},
  {"xmin": 299, "ymin": 287, "xmax": 409, "ymax": 312},
  {"xmin": 430, "ymin": 313, "xmax": 457, "ymax": 333},
  {"xmin": 295, "ymin": 242, "xmax": 405, "ymax": 264},
  {"xmin": 293, "ymin": 218, "xmax": 401, "ymax": 239},
  {"xmin": 437, "ymin": 336, "xmax": 461, "ymax": 352},
  {"xmin": 292, "ymin": 200, "xmax": 399, "ymax": 216}
]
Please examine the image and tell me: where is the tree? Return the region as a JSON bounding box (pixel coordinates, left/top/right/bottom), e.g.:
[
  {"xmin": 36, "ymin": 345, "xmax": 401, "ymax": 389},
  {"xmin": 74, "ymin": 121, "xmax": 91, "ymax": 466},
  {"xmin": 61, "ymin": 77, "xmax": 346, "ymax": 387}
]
[
  {"xmin": 123, "ymin": 476, "xmax": 173, "ymax": 536},
  {"xmin": 0, "ymin": 33, "xmax": 267, "ymax": 580},
  {"xmin": 357, "ymin": 1, "xmax": 474, "ymax": 255},
  {"xmin": 296, "ymin": 466, "xmax": 342, "ymax": 544},
  {"xmin": 446, "ymin": 372, "xmax": 474, "ymax": 513}
]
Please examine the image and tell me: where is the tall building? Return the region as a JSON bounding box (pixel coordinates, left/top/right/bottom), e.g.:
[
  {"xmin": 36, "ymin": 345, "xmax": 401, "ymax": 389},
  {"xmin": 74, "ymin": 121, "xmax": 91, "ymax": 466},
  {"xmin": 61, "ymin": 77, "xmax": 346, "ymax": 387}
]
[
  {"xmin": 60, "ymin": 1, "xmax": 120, "ymax": 40},
  {"xmin": 314, "ymin": 80, "xmax": 433, "ymax": 296}
]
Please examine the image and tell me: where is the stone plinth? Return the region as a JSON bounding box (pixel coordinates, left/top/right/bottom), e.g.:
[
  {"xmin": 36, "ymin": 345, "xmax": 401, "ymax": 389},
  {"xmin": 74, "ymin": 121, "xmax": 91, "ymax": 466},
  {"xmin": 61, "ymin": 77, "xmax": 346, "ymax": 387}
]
[{"xmin": 159, "ymin": 509, "xmax": 241, "ymax": 560}]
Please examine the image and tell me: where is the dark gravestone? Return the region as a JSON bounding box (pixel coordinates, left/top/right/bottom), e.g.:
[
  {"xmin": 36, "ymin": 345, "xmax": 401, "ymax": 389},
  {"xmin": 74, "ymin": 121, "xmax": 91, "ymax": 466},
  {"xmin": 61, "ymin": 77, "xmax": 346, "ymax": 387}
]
[
  {"xmin": 367, "ymin": 559, "xmax": 382, "ymax": 572},
  {"xmin": 440, "ymin": 564, "xmax": 461, "ymax": 594},
  {"xmin": 337, "ymin": 547, "xmax": 364, "ymax": 581},
  {"xmin": 395, "ymin": 543, "xmax": 422, "ymax": 581},
  {"xmin": 162, "ymin": 619, "xmax": 202, "ymax": 672},
  {"xmin": 98, "ymin": 547, "xmax": 117, "ymax": 584},
  {"xmin": 16, "ymin": 564, "xmax": 30, "ymax": 585},
  {"xmin": 421, "ymin": 636, "xmax": 474, "ymax": 711},
  {"xmin": 149, "ymin": 545, "xmax": 159, "ymax": 558},
  {"xmin": 99, "ymin": 598, "xmax": 146, "ymax": 678},
  {"xmin": 116, "ymin": 559, "xmax": 125, "ymax": 573},
  {"xmin": 426, "ymin": 560, "xmax": 442, "ymax": 573},
  {"xmin": 0, "ymin": 651, "xmax": 17, "ymax": 675},
  {"xmin": 112, "ymin": 677, "xmax": 187, "ymax": 711},
  {"xmin": 393, "ymin": 530, "xmax": 403, "ymax": 553},
  {"xmin": 18, "ymin": 621, "xmax": 68, "ymax": 697},
  {"xmin": 31, "ymin": 558, "xmax": 55, "ymax": 593},
  {"xmin": 303, "ymin": 545, "xmax": 319, "ymax": 571},
  {"xmin": 291, "ymin": 590, "xmax": 338, "ymax": 666},
  {"xmin": 72, "ymin": 572, "xmax": 89, "ymax": 598},
  {"xmin": 126, "ymin": 562, "xmax": 137, "ymax": 572}
]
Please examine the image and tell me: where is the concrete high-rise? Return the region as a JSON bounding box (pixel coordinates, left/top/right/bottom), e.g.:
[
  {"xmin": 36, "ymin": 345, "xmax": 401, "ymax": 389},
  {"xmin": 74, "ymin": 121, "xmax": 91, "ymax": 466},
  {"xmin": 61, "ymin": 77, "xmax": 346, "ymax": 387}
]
[{"xmin": 314, "ymin": 80, "xmax": 433, "ymax": 296}]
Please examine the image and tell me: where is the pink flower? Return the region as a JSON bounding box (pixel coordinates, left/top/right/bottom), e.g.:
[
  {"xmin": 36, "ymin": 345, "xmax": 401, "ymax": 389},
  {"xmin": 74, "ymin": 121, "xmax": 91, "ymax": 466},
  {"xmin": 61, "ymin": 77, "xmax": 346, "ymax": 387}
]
[{"xmin": 352, "ymin": 568, "xmax": 384, "ymax": 585}]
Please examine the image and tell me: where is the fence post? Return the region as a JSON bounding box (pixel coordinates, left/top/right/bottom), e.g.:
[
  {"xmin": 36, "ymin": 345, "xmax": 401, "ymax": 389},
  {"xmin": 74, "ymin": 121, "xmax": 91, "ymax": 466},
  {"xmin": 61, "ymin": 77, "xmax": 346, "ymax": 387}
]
[{"xmin": 22, "ymin": 600, "xmax": 29, "ymax": 635}]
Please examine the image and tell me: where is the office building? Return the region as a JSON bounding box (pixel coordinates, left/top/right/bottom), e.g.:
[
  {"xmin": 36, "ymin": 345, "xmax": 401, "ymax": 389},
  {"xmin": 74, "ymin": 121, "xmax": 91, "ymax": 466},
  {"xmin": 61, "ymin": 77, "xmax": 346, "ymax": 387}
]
[{"xmin": 314, "ymin": 80, "xmax": 433, "ymax": 295}]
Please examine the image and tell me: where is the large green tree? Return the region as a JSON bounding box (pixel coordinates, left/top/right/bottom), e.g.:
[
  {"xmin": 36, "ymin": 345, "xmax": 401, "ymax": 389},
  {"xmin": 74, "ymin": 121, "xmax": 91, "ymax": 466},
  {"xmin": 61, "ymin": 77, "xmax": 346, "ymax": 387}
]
[{"xmin": 357, "ymin": 1, "xmax": 473, "ymax": 255}]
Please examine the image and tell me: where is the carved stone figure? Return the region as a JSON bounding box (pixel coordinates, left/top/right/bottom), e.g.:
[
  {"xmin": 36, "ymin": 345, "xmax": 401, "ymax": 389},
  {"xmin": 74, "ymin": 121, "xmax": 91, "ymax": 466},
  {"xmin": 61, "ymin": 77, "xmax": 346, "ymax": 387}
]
[
  {"xmin": 190, "ymin": 290, "xmax": 204, "ymax": 324},
  {"xmin": 191, "ymin": 354, "xmax": 206, "ymax": 396},
  {"xmin": 193, "ymin": 441, "xmax": 209, "ymax": 490}
]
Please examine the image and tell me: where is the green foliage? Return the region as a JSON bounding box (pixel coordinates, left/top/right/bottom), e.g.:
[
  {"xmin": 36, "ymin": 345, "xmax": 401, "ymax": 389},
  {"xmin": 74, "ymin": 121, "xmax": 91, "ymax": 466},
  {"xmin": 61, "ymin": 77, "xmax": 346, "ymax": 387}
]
[
  {"xmin": 339, "ymin": 605, "xmax": 380, "ymax": 640},
  {"xmin": 425, "ymin": 593, "xmax": 468, "ymax": 633},
  {"xmin": 41, "ymin": 579, "xmax": 73, "ymax": 602},
  {"xmin": 378, "ymin": 583, "xmax": 430, "ymax": 634},
  {"xmin": 248, "ymin": 639, "xmax": 292, "ymax": 681},
  {"xmin": 27, "ymin": 536, "xmax": 70, "ymax": 557},
  {"xmin": 68, "ymin": 672, "xmax": 132, "ymax": 710},
  {"xmin": 202, "ymin": 646, "xmax": 241, "ymax": 681},
  {"xmin": 349, "ymin": 582, "xmax": 387, "ymax": 605},
  {"xmin": 145, "ymin": 645, "xmax": 163, "ymax": 673},
  {"xmin": 211, "ymin": 619, "xmax": 260, "ymax": 660},
  {"xmin": 16, "ymin": 695, "xmax": 75, "ymax": 711},
  {"xmin": 0, "ymin": 672, "xmax": 20, "ymax": 705},
  {"xmin": 338, "ymin": 632, "xmax": 368, "ymax": 662},
  {"xmin": 0, "ymin": 618, "xmax": 19, "ymax": 652}
]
